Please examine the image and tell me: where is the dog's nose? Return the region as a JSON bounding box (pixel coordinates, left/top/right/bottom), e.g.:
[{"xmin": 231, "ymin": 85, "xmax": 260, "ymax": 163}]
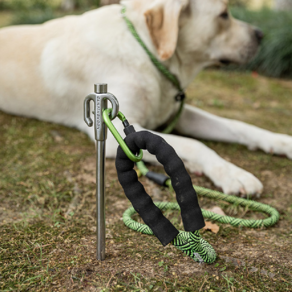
[{"xmin": 255, "ymin": 29, "xmax": 264, "ymax": 44}]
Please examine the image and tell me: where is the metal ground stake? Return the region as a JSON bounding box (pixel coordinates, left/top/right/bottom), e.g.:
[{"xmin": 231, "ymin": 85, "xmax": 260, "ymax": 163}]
[{"xmin": 83, "ymin": 84, "xmax": 119, "ymax": 260}]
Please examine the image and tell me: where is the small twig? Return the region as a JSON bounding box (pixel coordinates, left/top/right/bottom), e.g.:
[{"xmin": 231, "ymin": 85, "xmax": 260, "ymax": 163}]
[
  {"xmin": 106, "ymin": 271, "xmax": 115, "ymax": 288},
  {"xmin": 65, "ymin": 183, "xmax": 82, "ymax": 218},
  {"xmin": 83, "ymin": 214, "xmax": 96, "ymax": 222},
  {"xmin": 23, "ymin": 243, "xmax": 52, "ymax": 252},
  {"xmin": 76, "ymin": 190, "xmax": 92, "ymax": 213},
  {"xmin": 199, "ymin": 276, "xmax": 207, "ymax": 292},
  {"xmin": 64, "ymin": 171, "xmax": 85, "ymax": 219}
]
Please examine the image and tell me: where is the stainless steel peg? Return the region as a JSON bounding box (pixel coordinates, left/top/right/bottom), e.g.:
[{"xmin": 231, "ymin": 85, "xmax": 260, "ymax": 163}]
[{"xmin": 84, "ymin": 83, "xmax": 119, "ymax": 261}]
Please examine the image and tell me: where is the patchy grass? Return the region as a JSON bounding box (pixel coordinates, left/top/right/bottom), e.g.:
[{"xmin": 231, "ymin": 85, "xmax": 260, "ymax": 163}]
[{"xmin": 1, "ymin": 70, "xmax": 292, "ymax": 291}]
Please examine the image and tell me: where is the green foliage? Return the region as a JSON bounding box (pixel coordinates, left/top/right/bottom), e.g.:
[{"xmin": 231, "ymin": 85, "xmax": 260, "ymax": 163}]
[
  {"xmin": 0, "ymin": 0, "xmax": 57, "ymax": 10},
  {"xmin": 10, "ymin": 9, "xmax": 57, "ymax": 25},
  {"xmin": 3, "ymin": 0, "xmax": 101, "ymax": 25},
  {"xmin": 0, "ymin": 0, "xmax": 8, "ymax": 9},
  {"xmin": 71, "ymin": 0, "xmax": 100, "ymax": 10},
  {"xmin": 0, "ymin": 0, "xmax": 99, "ymax": 11},
  {"xmin": 229, "ymin": 0, "xmax": 250, "ymax": 7},
  {"xmin": 231, "ymin": 7, "xmax": 292, "ymax": 78},
  {"xmin": 0, "ymin": 0, "xmax": 59, "ymax": 25}
]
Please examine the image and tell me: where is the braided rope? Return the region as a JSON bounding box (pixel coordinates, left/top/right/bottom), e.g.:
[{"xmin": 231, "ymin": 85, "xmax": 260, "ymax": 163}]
[
  {"xmin": 123, "ymin": 189, "xmax": 279, "ymax": 236},
  {"xmin": 172, "ymin": 230, "xmax": 217, "ymax": 264},
  {"xmin": 120, "ymin": 6, "xmax": 280, "ymax": 262},
  {"xmin": 122, "ymin": 156, "xmax": 280, "ymax": 265},
  {"xmin": 122, "ymin": 149, "xmax": 279, "ymax": 264},
  {"xmin": 123, "ymin": 188, "xmax": 279, "ymax": 263}
]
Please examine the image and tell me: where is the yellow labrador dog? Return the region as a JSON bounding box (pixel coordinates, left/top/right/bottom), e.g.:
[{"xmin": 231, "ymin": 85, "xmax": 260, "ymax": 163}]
[{"xmin": 0, "ymin": 0, "xmax": 291, "ymax": 196}]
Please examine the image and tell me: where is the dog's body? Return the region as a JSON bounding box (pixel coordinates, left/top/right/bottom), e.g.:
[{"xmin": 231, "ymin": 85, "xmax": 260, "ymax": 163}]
[{"xmin": 0, "ymin": 0, "xmax": 291, "ymax": 196}]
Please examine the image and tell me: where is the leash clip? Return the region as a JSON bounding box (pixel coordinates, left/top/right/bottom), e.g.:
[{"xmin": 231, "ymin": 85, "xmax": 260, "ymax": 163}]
[{"xmin": 103, "ymin": 108, "xmax": 143, "ymax": 162}]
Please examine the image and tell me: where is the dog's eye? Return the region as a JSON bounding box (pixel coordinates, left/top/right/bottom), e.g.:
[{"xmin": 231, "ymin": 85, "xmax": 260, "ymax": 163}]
[{"xmin": 220, "ymin": 11, "xmax": 229, "ymax": 19}]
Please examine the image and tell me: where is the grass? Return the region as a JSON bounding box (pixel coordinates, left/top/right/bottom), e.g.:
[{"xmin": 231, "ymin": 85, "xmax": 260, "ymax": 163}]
[
  {"xmin": 0, "ymin": 69, "xmax": 292, "ymax": 291},
  {"xmin": 230, "ymin": 7, "xmax": 292, "ymax": 78},
  {"xmin": 0, "ymin": 1, "xmax": 98, "ymax": 27},
  {"xmin": 9, "ymin": 9, "xmax": 59, "ymax": 25}
]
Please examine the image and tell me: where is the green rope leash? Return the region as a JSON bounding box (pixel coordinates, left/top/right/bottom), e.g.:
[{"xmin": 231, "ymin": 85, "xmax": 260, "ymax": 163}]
[
  {"xmin": 130, "ymin": 159, "xmax": 280, "ymax": 228},
  {"xmin": 123, "ymin": 165, "xmax": 280, "ymax": 263},
  {"xmin": 105, "ymin": 109, "xmax": 280, "ymax": 264},
  {"xmin": 123, "ymin": 187, "xmax": 280, "ymax": 231},
  {"xmin": 119, "ymin": 7, "xmax": 280, "ymax": 264}
]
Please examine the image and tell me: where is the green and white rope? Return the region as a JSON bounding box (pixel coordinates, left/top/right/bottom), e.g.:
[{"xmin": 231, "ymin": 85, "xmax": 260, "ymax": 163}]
[
  {"xmin": 123, "ymin": 190, "xmax": 280, "ymax": 232},
  {"xmin": 123, "ymin": 165, "xmax": 280, "ymax": 264},
  {"xmin": 126, "ymin": 162, "xmax": 280, "ymax": 228},
  {"xmin": 172, "ymin": 230, "xmax": 217, "ymax": 264},
  {"xmin": 120, "ymin": 5, "xmax": 280, "ymax": 264}
]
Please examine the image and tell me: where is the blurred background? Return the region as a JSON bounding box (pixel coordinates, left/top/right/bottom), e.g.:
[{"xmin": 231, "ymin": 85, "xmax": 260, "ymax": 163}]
[{"xmin": 0, "ymin": 0, "xmax": 292, "ymax": 78}]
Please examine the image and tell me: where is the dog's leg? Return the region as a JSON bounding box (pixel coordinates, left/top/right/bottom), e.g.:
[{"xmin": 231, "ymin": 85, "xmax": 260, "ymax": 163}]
[
  {"xmin": 175, "ymin": 104, "xmax": 292, "ymax": 159},
  {"xmin": 79, "ymin": 106, "xmax": 263, "ymax": 196},
  {"xmin": 132, "ymin": 123, "xmax": 263, "ymax": 197}
]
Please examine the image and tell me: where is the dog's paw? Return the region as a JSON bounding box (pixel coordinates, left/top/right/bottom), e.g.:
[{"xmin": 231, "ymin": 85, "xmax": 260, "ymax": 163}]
[
  {"xmin": 205, "ymin": 162, "xmax": 263, "ymax": 197},
  {"xmin": 258, "ymin": 133, "xmax": 292, "ymax": 159}
]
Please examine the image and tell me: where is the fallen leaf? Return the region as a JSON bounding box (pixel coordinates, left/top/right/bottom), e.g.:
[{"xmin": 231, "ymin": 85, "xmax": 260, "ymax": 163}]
[
  {"xmin": 221, "ymin": 256, "xmax": 246, "ymax": 267},
  {"xmin": 75, "ymin": 173, "xmax": 95, "ymax": 184},
  {"xmin": 203, "ymin": 221, "xmax": 219, "ymax": 233},
  {"xmin": 206, "ymin": 206, "xmax": 226, "ymax": 216},
  {"xmin": 50, "ymin": 130, "xmax": 63, "ymax": 142},
  {"xmin": 250, "ymin": 267, "xmax": 258, "ymax": 273}
]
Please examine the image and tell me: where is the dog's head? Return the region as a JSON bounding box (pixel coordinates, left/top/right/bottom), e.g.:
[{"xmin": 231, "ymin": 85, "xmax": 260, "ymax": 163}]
[{"xmin": 125, "ymin": 0, "xmax": 263, "ymax": 66}]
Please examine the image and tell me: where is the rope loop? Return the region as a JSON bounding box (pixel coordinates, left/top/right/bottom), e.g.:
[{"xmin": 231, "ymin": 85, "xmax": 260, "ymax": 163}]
[{"xmin": 115, "ymin": 130, "xmax": 280, "ymax": 264}]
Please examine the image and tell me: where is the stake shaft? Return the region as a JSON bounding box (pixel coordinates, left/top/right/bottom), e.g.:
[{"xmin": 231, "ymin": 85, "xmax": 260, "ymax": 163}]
[
  {"xmin": 84, "ymin": 83, "xmax": 119, "ymax": 261},
  {"xmin": 96, "ymin": 140, "xmax": 106, "ymax": 261}
]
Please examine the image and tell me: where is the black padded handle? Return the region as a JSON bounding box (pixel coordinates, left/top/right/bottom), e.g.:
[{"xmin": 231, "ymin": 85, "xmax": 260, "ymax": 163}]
[{"xmin": 115, "ymin": 131, "xmax": 205, "ymax": 246}]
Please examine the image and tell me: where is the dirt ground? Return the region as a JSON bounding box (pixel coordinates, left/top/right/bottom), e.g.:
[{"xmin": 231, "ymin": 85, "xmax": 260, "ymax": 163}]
[{"xmin": 0, "ymin": 70, "xmax": 292, "ymax": 291}]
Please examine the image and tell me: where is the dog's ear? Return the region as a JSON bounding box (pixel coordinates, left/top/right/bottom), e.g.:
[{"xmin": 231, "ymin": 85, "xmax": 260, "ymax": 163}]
[{"xmin": 144, "ymin": 0, "xmax": 188, "ymax": 61}]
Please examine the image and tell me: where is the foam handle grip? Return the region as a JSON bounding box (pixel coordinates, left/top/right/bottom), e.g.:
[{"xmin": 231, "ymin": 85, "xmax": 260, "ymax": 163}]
[{"xmin": 115, "ymin": 131, "xmax": 205, "ymax": 246}]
